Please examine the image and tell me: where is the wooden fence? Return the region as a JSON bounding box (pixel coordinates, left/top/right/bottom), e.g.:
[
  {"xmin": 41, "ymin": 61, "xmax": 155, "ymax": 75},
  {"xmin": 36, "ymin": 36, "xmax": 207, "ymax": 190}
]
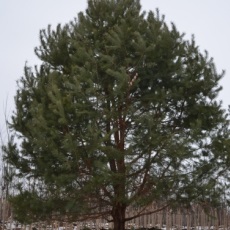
[{"xmin": 0, "ymin": 201, "xmax": 230, "ymax": 230}]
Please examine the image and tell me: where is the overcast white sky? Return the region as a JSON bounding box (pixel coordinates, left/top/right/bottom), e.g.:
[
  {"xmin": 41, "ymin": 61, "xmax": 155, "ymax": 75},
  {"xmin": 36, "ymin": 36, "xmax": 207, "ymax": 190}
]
[{"xmin": 0, "ymin": 0, "xmax": 230, "ymax": 141}]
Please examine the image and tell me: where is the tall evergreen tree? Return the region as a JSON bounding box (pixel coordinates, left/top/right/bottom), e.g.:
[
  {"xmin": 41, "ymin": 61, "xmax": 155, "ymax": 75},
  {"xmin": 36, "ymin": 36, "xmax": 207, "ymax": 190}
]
[{"xmin": 3, "ymin": 0, "xmax": 230, "ymax": 229}]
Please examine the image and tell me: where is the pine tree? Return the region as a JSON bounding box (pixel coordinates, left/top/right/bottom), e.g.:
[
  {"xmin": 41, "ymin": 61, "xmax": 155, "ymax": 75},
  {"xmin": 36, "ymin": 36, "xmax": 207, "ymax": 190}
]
[{"xmin": 3, "ymin": 0, "xmax": 230, "ymax": 229}]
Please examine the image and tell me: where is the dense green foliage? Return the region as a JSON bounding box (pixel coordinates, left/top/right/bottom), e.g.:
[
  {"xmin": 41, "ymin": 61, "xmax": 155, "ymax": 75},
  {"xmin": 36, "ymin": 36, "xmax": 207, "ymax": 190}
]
[{"xmin": 3, "ymin": 0, "xmax": 230, "ymax": 229}]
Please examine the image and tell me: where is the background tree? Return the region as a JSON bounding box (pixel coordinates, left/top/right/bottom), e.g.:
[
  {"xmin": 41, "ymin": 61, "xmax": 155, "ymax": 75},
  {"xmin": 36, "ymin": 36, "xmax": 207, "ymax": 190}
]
[{"xmin": 3, "ymin": 0, "xmax": 230, "ymax": 229}]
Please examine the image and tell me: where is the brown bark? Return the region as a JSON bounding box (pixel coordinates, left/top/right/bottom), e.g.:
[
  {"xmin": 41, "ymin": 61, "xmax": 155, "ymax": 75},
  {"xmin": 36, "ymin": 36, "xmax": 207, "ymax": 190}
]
[{"xmin": 112, "ymin": 203, "xmax": 126, "ymax": 230}]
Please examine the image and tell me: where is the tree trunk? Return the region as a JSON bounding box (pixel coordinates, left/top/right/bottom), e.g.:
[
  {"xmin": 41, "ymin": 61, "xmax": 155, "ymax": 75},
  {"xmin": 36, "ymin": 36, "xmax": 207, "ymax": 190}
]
[{"xmin": 112, "ymin": 204, "xmax": 126, "ymax": 230}]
